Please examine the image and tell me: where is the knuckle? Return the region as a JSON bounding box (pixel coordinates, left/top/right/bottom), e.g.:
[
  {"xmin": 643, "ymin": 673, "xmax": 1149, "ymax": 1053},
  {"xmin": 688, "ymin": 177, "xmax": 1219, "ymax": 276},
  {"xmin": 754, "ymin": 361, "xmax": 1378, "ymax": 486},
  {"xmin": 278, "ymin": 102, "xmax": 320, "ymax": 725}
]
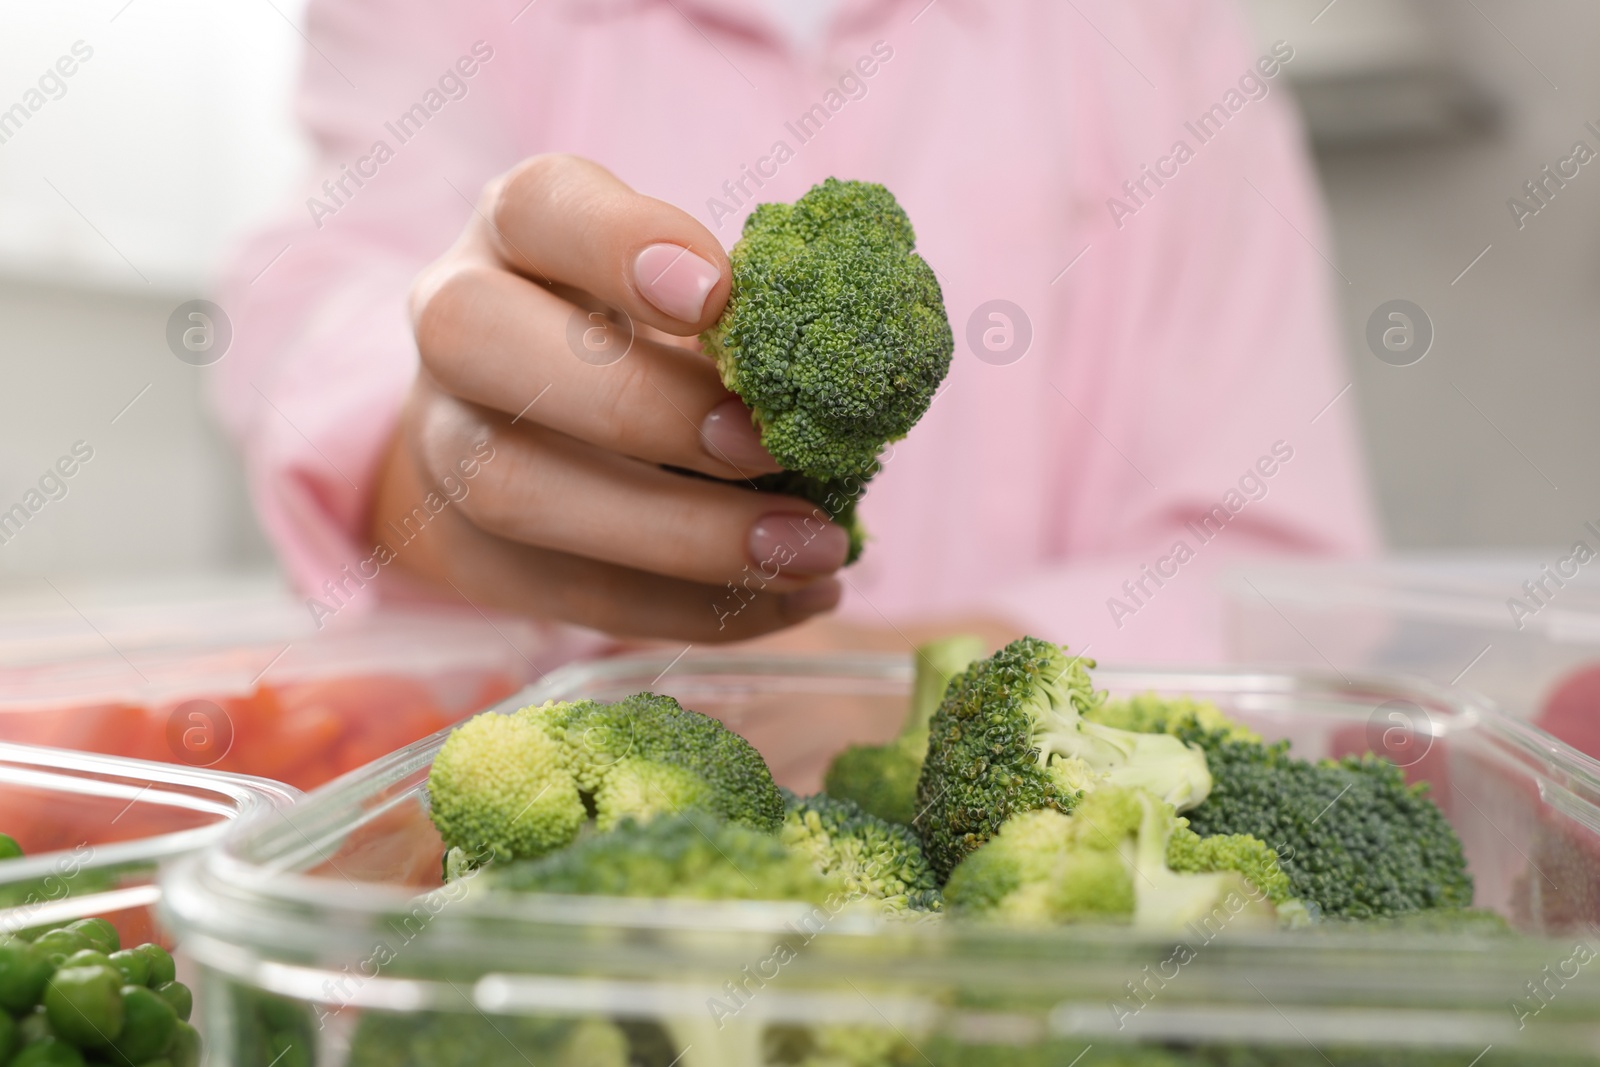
[
  {"xmin": 410, "ymin": 263, "xmax": 499, "ymax": 372},
  {"xmin": 494, "ymin": 153, "xmax": 584, "ymax": 234},
  {"xmin": 587, "ymin": 351, "xmax": 654, "ymax": 444},
  {"xmin": 446, "ymin": 444, "xmax": 541, "ymax": 539},
  {"xmin": 406, "ymin": 253, "xmax": 453, "ymax": 331},
  {"xmin": 412, "ymin": 390, "xmax": 491, "ymax": 477},
  {"xmin": 451, "ymin": 470, "xmax": 518, "ymax": 534}
]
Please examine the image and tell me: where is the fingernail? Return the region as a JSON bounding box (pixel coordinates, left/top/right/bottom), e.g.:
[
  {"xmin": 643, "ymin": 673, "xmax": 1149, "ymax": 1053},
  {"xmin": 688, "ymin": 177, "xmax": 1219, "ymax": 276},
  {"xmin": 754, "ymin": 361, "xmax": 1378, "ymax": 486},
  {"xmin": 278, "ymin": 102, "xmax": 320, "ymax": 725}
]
[
  {"xmin": 633, "ymin": 243, "xmax": 721, "ymax": 322},
  {"xmin": 701, "ymin": 397, "xmax": 780, "ymax": 472},
  {"xmin": 749, "ymin": 513, "xmax": 850, "ymax": 577},
  {"xmin": 782, "ymin": 578, "xmax": 842, "ymax": 621}
]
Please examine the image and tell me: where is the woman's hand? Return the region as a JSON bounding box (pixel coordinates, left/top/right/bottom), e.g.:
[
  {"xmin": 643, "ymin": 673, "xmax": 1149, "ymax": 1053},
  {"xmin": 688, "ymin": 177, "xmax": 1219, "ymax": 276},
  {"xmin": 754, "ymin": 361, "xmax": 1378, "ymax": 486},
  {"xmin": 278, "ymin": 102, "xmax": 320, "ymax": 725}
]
[{"xmin": 369, "ymin": 155, "xmax": 849, "ymax": 640}]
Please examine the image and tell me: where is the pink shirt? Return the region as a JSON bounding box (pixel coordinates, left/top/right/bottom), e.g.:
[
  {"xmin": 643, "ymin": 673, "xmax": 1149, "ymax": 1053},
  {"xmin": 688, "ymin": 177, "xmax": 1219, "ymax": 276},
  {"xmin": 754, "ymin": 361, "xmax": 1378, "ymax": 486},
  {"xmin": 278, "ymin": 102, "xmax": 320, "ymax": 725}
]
[{"xmin": 213, "ymin": 0, "xmax": 1379, "ymax": 664}]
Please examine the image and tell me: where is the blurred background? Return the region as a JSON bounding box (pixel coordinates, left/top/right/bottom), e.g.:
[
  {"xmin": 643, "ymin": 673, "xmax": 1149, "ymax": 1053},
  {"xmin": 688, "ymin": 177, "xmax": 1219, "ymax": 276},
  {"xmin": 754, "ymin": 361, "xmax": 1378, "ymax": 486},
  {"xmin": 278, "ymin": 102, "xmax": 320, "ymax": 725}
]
[{"xmin": 3, "ymin": 0, "xmax": 1597, "ymax": 590}]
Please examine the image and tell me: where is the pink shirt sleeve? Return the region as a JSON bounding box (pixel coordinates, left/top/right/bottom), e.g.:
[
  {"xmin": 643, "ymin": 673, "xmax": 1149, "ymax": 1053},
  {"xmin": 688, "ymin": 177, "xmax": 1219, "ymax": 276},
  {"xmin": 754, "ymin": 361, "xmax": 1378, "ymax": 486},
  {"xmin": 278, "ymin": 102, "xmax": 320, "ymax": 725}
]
[{"xmin": 209, "ymin": 0, "xmax": 513, "ymax": 603}]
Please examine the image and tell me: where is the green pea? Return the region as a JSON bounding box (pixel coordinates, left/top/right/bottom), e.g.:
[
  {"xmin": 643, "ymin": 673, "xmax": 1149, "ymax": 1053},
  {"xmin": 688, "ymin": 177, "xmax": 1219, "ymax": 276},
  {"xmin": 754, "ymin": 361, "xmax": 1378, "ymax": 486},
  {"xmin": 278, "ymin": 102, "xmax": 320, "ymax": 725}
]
[
  {"xmin": 30, "ymin": 929, "xmax": 90, "ymax": 966},
  {"xmin": 0, "ymin": 939, "xmax": 55, "ymax": 1011},
  {"xmin": 8, "ymin": 1036, "xmax": 87, "ymax": 1067},
  {"xmin": 108, "ymin": 948, "xmax": 149, "ymax": 987},
  {"xmin": 0, "ymin": 832, "xmax": 23, "ymax": 860},
  {"xmin": 108, "ymin": 985, "xmax": 176, "ymax": 1064},
  {"xmin": 18, "ymin": 1005, "xmax": 54, "ymax": 1044},
  {"xmin": 153, "ymin": 980, "xmax": 192, "ymax": 1022},
  {"xmin": 43, "ymin": 965, "xmax": 123, "ymax": 1048},
  {"xmin": 0, "ymin": 1008, "xmax": 17, "ymax": 1061},
  {"xmin": 165, "ymin": 1021, "xmax": 201, "ymax": 1067},
  {"xmin": 61, "ymin": 950, "xmax": 114, "ymax": 973},
  {"xmin": 132, "ymin": 945, "xmax": 176, "ymax": 987},
  {"xmin": 64, "ymin": 919, "xmax": 118, "ymax": 955}
]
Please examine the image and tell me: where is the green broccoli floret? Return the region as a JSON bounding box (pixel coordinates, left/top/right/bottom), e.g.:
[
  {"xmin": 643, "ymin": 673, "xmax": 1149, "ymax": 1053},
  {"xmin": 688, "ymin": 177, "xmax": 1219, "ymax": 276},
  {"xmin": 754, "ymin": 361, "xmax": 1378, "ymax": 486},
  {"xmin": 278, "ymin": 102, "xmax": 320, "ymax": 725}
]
[
  {"xmin": 427, "ymin": 710, "xmax": 587, "ymax": 863},
  {"xmin": 928, "ymin": 1041, "xmax": 1600, "ymax": 1066},
  {"xmin": 822, "ymin": 739, "xmax": 923, "ymax": 829},
  {"xmin": 486, "ymin": 812, "xmax": 840, "ymax": 902},
  {"xmin": 1178, "ymin": 728, "xmax": 1473, "ymax": 920},
  {"xmin": 701, "ymin": 178, "xmax": 956, "ymax": 561},
  {"xmin": 923, "ymin": 1039, "xmax": 1181, "ymax": 1067},
  {"xmin": 943, "ymin": 790, "xmax": 1139, "ymax": 923},
  {"xmin": 664, "ymin": 1017, "xmax": 920, "ymax": 1067},
  {"xmin": 946, "ymin": 786, "xmax": 1281, "ymax": 933},
  {"xmin": 525, "ymin": 693, "xmax": 785, "ymax": 833},
  {"xmin": 1088, "ymin": 692, "xmax": 1260, "ymax": 744},
  {"xmin": 780, "ymin": 791, "xmax": 942, "ymax": 915},
  {"xmin": 1127, "ymin": 792, "xmax": 1281, "ymax": 933},
  {"xmin": 480, "ymin": 812, "xmax": 899, "ymax": 1067},
  {"xmin": 225, "ymin": 985, "xmax": 317, "ymax": 1067},
  {"xmin": 590, "ymin": 756, "xmax": 715, "ymax": 831},
  {"xmin": 1166, "ymin": 822, "xmax": 1300, "ymax": 911},
  {"xmin": 347, "ymin": 1009, "xmax": 629, "ymax": 1067},
  {"xmin": 1318, "ymin": 907, "xmax": 1511, "ymax": 936},
  {"xmin": 763, "ymin": 1024, "xmax": 922, "ymax": 1066},
  {"xmin": 668, "ymin": 1017, "xmax": 926, "ymax": 1067},
  {"xmin": 915, "ymin": 637, "xmax": 1213, "ymax": 879},
  {"xmin": 823, "ymin": 634, "xmax": 987, "ymax": 825},
  {"xmin": 428, "ymin": 693, "xmax": 785, "ymax": 864}
]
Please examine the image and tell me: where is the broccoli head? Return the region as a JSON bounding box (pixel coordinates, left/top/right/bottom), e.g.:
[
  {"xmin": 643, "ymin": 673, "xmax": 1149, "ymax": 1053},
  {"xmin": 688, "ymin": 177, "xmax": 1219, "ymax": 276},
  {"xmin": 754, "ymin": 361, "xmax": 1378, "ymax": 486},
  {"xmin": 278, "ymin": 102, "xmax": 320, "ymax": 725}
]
[
  {"xmin": 1166, "ymin": 822, "xmax": 1297, "ymax": 908},
  {"xmin": 943, "ymin": 789, "xmax": 1140, "ymax": 923},
  {"xmin": 780, "ymin": 791, "xmax": 942, "ymax": 915},
  {"xmin": 666, "ymin": 1015, "xmax": 924, "ymax": 1067},
  {"xmin": 1127, "ymin": 791, "xmax": 1280, "ymax": 934},
  {"xmin": 926, "ymin": 1040, "xmax": 1600, "ymax": 1066},
  {"xmin": 427, "ymin": 711, "xmax": 587, "ymax": 863},
  {"xmin": 946, "ymin": 786, "xmax": 1282, "ymax": 933},
  {"xmin": 1087, "ymin": 692, "xmax": 1260, "ymax": 745},
  {"xmin": 1317, "ymin": 907, "xmax": 1511, "ymax": 936},
  {"xmin": 590, "ymin": 756, "xmax": 715, "ymax": 832},
  {"xmin": 702, "ymin": 177, "xmax": 953, "ymax": 481},
  {"xmin": 524, "ymin": 693, "xmax": 785, "ymax": 833},
  {"xmin": 820, "ymin": 735, "xmax": 923, "ymax": 830},
  {"xmin": 823, "ymin": 634, "xmax": 987, "ymax": 825},
  {"xmin": 486, "ymin": 812, "xmax": 839, "ymax": 902},
  {"xmin": 347, "ymin": 1009, "xmax": 629, "ymax": 1067},
  {"xmin": 763, "ymin": 1024, "xmax": 922, "ymax": 1067},
  {"xmin": 921, "ymin": 1039, "xmax": 1182, "ymax": 1067},
  {"xmin": 914, "ymin": 637, "xmax": 1212, "ymax": 879},
  {"xmin": 701, "ymin": 178, "xmax": 955, "ymax": 561},
  {"xmin": 1178, "ymin": 728, "xmax": 1473, "ymax": 920},
  {"xmin": 427, "ymin": 693, "xmax": 784, "ymax": 863}
]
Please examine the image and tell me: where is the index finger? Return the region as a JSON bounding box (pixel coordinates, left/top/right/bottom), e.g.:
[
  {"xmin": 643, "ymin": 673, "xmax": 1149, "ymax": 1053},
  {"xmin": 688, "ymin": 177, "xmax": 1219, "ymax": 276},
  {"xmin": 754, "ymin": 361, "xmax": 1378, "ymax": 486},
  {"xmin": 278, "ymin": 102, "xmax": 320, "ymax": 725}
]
[{"xmin": 483, "ymin": 153, "xmax": 731, "ymax": 335}]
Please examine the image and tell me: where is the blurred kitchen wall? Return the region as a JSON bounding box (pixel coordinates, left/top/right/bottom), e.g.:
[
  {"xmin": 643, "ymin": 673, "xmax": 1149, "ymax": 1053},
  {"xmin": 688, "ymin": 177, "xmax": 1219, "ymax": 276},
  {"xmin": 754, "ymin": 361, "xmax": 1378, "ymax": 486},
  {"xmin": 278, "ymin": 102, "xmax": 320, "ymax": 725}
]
[
  {"xmin": 0, "ymin": 0, "xmax": 308, "ymax": 587},
  {"xmin": 0, "ymin": 0, "xmax": 1594, "ymax": 590},
  {"xmin": 1250, "ymin": 0, "xmax": 1600, "ymax": 550}
]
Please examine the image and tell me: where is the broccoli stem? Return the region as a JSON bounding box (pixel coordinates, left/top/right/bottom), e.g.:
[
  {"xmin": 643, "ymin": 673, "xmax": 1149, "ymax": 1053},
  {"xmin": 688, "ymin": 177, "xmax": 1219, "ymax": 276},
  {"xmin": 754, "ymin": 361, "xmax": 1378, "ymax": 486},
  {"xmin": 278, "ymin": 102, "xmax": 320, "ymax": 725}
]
[{"xmin": 907, "ymin": 635, "xmax": 988, "ymax": 738}]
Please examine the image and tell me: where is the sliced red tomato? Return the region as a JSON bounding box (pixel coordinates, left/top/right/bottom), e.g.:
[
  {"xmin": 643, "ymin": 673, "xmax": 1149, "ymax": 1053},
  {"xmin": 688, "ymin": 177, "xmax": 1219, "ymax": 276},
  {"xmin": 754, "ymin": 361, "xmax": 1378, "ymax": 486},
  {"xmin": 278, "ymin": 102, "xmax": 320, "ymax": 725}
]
[{"xmin": 1538, "ymin": 663, "xmax": 1600, "ymax": 759}]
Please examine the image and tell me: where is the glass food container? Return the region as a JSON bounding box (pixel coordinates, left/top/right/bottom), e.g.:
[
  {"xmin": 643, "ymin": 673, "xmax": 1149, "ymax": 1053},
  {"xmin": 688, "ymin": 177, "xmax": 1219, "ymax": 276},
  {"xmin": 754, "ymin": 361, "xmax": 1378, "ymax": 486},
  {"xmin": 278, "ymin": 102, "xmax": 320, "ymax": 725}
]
[
  {"xmin": 0, "ymin": 579, "xmax": 547, "ymax": 789},
  {"xmin": 163, "ymin": 652, "xmax": 1600, "ymax": 1066},
  {"xmin": 1224, "ymin": 555, "xmax": 1600, "ymax": 759},
  {"xmin": 0, "ymin": 740, "xmax": 298, "ymax": 949}
]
